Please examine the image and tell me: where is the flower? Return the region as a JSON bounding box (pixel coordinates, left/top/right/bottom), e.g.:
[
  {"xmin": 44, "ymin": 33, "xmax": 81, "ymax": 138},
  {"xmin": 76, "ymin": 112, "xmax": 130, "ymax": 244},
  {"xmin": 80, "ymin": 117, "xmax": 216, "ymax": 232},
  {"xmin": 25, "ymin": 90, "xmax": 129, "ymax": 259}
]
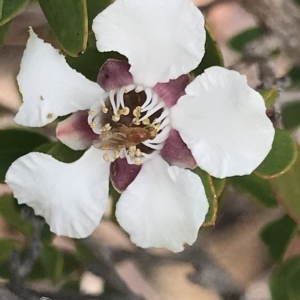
[{"xmin": 5, "ymin": 0, "xmax": 274, "ymax": 252}]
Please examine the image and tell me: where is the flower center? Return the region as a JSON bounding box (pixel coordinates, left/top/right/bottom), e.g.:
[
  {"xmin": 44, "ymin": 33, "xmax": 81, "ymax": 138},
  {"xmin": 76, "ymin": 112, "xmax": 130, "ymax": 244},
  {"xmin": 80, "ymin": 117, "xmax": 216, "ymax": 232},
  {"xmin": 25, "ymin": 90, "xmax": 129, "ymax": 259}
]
[{"xmin": 88, "ymin": 84, "xmax": 171, "ymax": 165}]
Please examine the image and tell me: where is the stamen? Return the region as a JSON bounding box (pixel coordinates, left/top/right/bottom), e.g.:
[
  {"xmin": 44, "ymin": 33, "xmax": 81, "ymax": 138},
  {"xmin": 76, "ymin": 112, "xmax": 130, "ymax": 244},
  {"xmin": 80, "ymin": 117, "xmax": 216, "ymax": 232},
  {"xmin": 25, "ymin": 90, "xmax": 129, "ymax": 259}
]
[
  {"xmin": 102, "ymin": 123, "xmax": 111, "ymax": 131},
  {"xmin": 113, "ymin": 150, "xmax": 120, "ymax": 159},
  {"xmin": 135, "ymin": 86, "xmax": 143, "ymax": 93},
  {"xmin": 112, "ymin": 115, "xmax": 120, "ymax": 122},
  {"xmin": 133, "ymin": 106, "xmax": 142, "ymax": 118},
  {"xmin": 103, "ymin": 153, "xmax": 110, "ymax": 162},
  {"xmin": 136, "ymin": 148, "xmax": 143, "ymax": 157},
  {"xmin": 88, "ymin": 110, "xmax": 95, "ymax": 115},
  {"xmin": 119, "ymin": 107, "xmax": 130, "ymax": 115},
  {"xmin": 102, "ymin": 106, "xmax": 108, "ymax": 114},
  {"xmin": 89, "ymin": 121, "xmax": 97, "ymax": 128},
  {"xmin": 135, "ymin": 158, "xmax": 142, "ymax": 165},
  {"xmin": 142, "ymin": 118, "xmax": 150, "ymax": 125},
  {"xmin": 132, "ymin": 117, "xmax": 140, "ymax": 125},
  {"xmin": 109, "ymin": 90, "xmax": 118, "ymax": 115}
]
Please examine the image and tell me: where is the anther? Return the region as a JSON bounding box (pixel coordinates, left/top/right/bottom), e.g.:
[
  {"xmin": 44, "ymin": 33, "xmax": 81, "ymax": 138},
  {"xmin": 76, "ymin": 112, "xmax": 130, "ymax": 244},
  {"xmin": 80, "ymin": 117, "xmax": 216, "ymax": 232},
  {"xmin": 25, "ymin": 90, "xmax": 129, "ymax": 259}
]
[
  {"xmin": 135, "ymin": 86, "xmax": 143, "ymax": 93},
  {"xmin": 142, "ymin": 118, "xmax": 150, "ymax": 125},
  {"xmin": 88, "ymin": 110, "xmax": 94, "ymax": 115},
  {"xmin": 132, "ymin": 117, "xmax": 140, "ymax": 125},
  {"xmin": 136, "ymin": 149, "xmax": 143, "ymax": 157},
  {"xmin": 102, "ymin": 106, "xmax": 108, "ymax": 113},
  {"xmin": 102, "ymin": 123, "xmax": 111, "ymax": 131},
  {"xmin": 119, "ymin": 107, "xmax": 130, "ymax": 115},
  {"xmin": 113, "ymin": 150, "xmax": 120, "ymax": 159},
  {"xmin": 89, "ymin": 121, "xmax": 97, "ymax": 128},
  {"xmin": 112, "ymin": 115, "xmax": 120, "ymax": 122},
  {"xmin": 133, "ymin": 106, "xmax": 142, "ymax": 118},
  {"xmin": 103, "ymin": 153, "xmax": 110, "ymax": 162},
  {"xmin": 135, "ymin": 158, "xmax": 142, "ymax": 165}
]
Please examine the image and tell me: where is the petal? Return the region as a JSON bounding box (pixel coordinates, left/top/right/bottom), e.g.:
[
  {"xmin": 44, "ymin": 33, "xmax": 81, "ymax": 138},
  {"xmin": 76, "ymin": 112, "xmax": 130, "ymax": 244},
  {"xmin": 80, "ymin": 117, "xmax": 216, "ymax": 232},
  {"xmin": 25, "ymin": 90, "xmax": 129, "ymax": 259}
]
[
  {"xmin": 116, "ymin": 156, "xmax": 208, "ymax": 252},
  {"xmin": 171, "ymin": 67, "xmax": 275, "ymax": 178},
  {"xmin": 5, "ymin": 147, "xmax": 110, "ymax": 238},
  {"xmin": 92, "ymin": 0, "xmax": 205, "ymax": 87},
  {"xmin": 160, "ymin": 129, "xmax": 197, "ymax": 169},
  {"xmin": 154, "ymin": 74, "xmax": 190, "ymax": 108},
  {"xmin": 15, "ymin": 28, "xmax": 104, "ymax": 127},
  {"xmin": 110, "ymin": 158, "xmax": 141, "ymax": 192},
  {"xmin": 97, "ymin": 59, "xmax": 133, "ymax": 91},
  {"xmin": 56, "ymin": 111, "xmax": 99, "ymax": 150}
]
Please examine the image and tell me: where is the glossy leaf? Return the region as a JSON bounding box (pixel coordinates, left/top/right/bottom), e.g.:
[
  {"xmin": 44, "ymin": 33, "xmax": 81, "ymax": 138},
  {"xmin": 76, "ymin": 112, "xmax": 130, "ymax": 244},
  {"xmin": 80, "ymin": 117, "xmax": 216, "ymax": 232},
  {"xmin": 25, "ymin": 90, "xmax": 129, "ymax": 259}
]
[
  {"xmin": 66, "ymin": 47, "xmax": 126, "ymax": 81},
  {"xmin": 260, "ymin": 215, "xmax": 298, "ymax": 262},
  {"xmin": 260, "ymin": 88, "xmax": 278, "ymax": 109},
  {"xmin": 270, "ymin": 148, "xmax": 300, "ymax": 224},
  {"xmin": 0, "ymin": 239, "xmax": 20, "ymax": 262},
  {"xmin": 0, "ymin": 21, "xmax": 10, "ymax": 46},
  {"xmin": 230, "ymin": 173, "xmax": 278, "ymax": 207},
  {"xmin": 0, "ymin": 128, "xmax": 49, "ymax": 183},
  {"xmin": 0, "ymin": 0, "xmax": 29, "ymax": 26},
  {"xmin": 282, "ymin": 101, "xmax": 300, "ymax": 130},
  {"xmin": 255, "ymin": 129, "xmax": 297, "ymax": 179},
  {"xmin": 228, "ymin": 27, "xmax": 262, "ymax": 52},
  {"xmin": 0, "ymin": 195, "xmax": 33, "ymax": 236},
  {"xmin": 270, "ymin": 255, "xmax": 300, "ymax": 300},
  {"xmin": 38, "ymin": 0, "xmax": 88, "ymax": 56},
  {"xmin": 193, "ymin": 167, "xmax": 225, "ymax": 225},
  {"xmin": 86, "ymin": 0, "xmax": 111, "ymax": 31},
  {"xmin": 191, "ymin": 26, "xmax": 224, "ymax": 77},
  {"xmin": 47, "ymin": 141, "xmax": 85, "ymax": 163}
]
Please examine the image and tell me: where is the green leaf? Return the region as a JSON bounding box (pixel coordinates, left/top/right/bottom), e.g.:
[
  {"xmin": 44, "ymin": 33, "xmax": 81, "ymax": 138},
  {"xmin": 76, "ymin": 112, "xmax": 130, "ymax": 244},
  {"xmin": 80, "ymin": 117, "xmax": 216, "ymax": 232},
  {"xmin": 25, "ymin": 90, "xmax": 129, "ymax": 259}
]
[
  {"xmin": 260, "ymin": 215, "xmax": 298, "ymax": 262},
  {"xmin": 230, "ymin": 173, "xmax": 278, "ymax": 207},
  {"xmin": 228, "ymin": 27, "xmax": 263, "ymax": 52},
  {"xmin": 38, "ymin": 0, "xmax": 88, "ymax": 57},
  {"xmin": 255, "ymin": 129, "xmax": 297, "ymax": 179},
  {"xmin": 191, "ymin": 26, "xmax": 224, "ymax": 77},
  {"xmin": 0, "ymin": 195, "xmax": 34, "ymax": 237},
  {"xmin": 0, "ymin": 0, "xmax": 3, "ymax": 19},
  {"xmin": 0, "ymin": 0, "xmax": 29, "ymax": 26},
  {"xmin": 260, "ymin": 88, "xmax": 278, "ymax": 109},
  {"xmin": 47, "ymin": 141, "xmax": 84, "ymax": 163},
  {"xmin": 40, "ymin": 246, "xmax": 64, "ymax": 282},
  {"xmin": 193, "ymin": 167, "xmax": 225, "ymax": 225},
  {"xmin": 288, "ymin": 66, "xmax": 300, "ymax": 88},
  {"xmin": 288, "ymin": 267, "xmax": 300, "ymax": 300},
  {"xmin": 0, "ymin": 128, "xmax": 49, "ymax": 182},
  {"xmin": 0, "ymin": 21, "xmax": 10, "ymax": 46},
  {"xmin": 282, "ymin": 101, "xmax": 300, "ymax": 131},
  {"xmin": 86, "ymin": 0, "xmax": 111, "ymax": 31},
  {"xmin": 270, "ymin": 255, "xmax": 300, "ymax": 300},
  {"xmin": 0, "ymin": 239, "xmax": 20, "ymax": 262},
  {"xmin": 0, "ymin": 261, "xmax": 10, "ymax": 278},
  {"xmin": 66, "ymin": 47, "xmax": 126, "ymax": 81},
  {"xmin": 270, "ymin": 148, "xmax": 300, "ymax": 224}
]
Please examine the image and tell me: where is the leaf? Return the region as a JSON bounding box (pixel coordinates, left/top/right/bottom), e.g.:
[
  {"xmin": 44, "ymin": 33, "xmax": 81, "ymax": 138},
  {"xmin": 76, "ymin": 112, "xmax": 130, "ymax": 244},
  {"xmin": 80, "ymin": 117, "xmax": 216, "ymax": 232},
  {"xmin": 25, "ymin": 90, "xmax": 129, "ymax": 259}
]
[
  {"xmin": 191, "ymin": 26, "xmax": 224, "ymax": 77},
  {"xmin": 270, "ymin": 255, "xmax": 300, "ymax": 300},
  {"xmin": 193, "ymin": 167, "xmax": 225, "ymax": 225},
  {"xmin": 260, "ymin": 88, "xmax": 278, "ymax": 109},
  {"xmin": 0, "ymin": 0, "xmax": 29, "ymax": 26},
  {"xmin": 0, "ymin": 0, "xmax": 3, "ymax": 19},
  {"xmin": 287, "ymin": 267, "xmax": 300, "ymax": 300},
  {"xmin": 255, "ymin": 129, "xmax": 297, "ymax": 179},
  {"xmin": 86, "ymin": 0, "xmax": 111, "ymax": 31},
  {"xmin": 270, "ymin": 147, "xmax": 300, "ymax": 225},
  {"xmin": 288, "ymin": 66, "xmax": 300, "ymax": 88},
  {"xmin": 228, "ymin": 27, "xmax": 263, "ymax": 52},
  {"xmin": 38, "ymin": 0, "xmax": 88, "ymax": 57},
  {"xmin": 66, "ymin": 47, "xmax": 126, "ymax": 81},
  {"xmin": 230, "ymin": 173, "xmax": 278, "ymax": 207},
  {"xmin": 0, "ymin": 239, "xmax": 20, "ymax": 262},
  {"xmin": 0, "ymin": 195, "xmax": 34, "ymax": 236},
  {"xmin": 0, "ymin": 128, "xmax": 49, "ymax": 182},
  {"xmin": 260, "ymin": 215, "xmax": 298, "ymax": 262},
  {"xmin": 0, "ymin": 20, "xmax": 10, "ymax": 46},
  {"xmin": 47, "ymin": 141, "xmax": 84, "ymax": 163},
  {"xmin": 282, "ymin": 101, "xmax": 300, "ymax": 131}
]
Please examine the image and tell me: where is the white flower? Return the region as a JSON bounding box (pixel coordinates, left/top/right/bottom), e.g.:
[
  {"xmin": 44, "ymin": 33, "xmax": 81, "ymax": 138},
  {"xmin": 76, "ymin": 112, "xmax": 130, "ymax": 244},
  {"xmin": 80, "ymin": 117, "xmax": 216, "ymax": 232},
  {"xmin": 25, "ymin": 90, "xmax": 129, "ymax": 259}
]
[{"xmin": 5, "ymin": 0, "xmax": 274, "ymax": 252}]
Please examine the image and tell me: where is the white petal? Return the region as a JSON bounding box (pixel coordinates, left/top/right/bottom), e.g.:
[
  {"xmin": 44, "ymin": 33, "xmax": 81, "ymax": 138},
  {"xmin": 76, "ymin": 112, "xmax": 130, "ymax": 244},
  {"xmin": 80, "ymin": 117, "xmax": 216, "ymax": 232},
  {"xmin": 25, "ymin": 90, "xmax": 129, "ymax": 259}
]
[
  {"xmin": 5, "ymin": 147, "xmax": 110, "ymax": 238},
  {"xmin": 15, "ymin": 28, "xmax": 104, "ymax": 127},
  {"xmin": 171, "ymin": 67, "xmax": 275, "ymax": 178},
  {"xmin": 116, "ymin": 156, "xmax": 208, "ymax": 252},
  {"xmin": 92, "ymin": 0, "xmax": 205, "ymax": 87}
]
